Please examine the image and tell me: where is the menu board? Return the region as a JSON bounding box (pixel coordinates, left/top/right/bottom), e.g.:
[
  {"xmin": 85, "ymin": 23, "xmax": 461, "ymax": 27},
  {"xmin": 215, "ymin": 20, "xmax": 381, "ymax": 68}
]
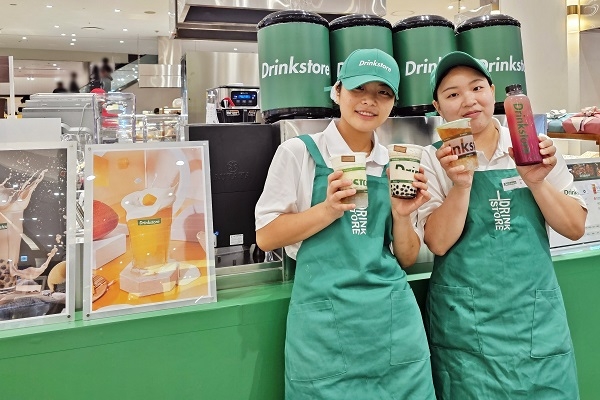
[
  {"xmin": 549, "ymin": 159, "xmax": 600, "ymax": 255},
  {"xmin": 0, "ymin": 142, "xmax": 76, "ymax": 330},
  {"xmin": 83, "ymin": 142, "xmax": 216, "ymax": 320}
]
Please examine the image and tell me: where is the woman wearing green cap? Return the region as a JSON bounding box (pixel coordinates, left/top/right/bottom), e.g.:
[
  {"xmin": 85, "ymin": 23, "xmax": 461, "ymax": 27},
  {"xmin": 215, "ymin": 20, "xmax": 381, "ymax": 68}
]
[
  {"xmin": 256, "ymin": 48, "xmax": 435, "ymax": 399},
  {"xmin": 418, "ymin": 50, "xmax": 587, "ymax": 398}
]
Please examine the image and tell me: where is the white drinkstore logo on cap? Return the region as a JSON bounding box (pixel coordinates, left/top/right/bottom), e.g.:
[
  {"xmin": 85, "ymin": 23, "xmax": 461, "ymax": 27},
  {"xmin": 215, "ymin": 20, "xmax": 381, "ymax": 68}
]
[{"xmin": 358, "ymin": 59, "xmax": 392, "ymax": 73}]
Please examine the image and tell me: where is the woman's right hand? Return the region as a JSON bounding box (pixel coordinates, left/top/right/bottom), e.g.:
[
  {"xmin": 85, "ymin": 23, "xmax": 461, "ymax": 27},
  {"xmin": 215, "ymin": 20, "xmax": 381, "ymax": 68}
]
[
  {"xmin": 436, "ymin": 144, "xmax": 474, "ymax": 189},
  {"xmin": 323, "ymin": 170, "xmax": 357, "ymax": 219}
]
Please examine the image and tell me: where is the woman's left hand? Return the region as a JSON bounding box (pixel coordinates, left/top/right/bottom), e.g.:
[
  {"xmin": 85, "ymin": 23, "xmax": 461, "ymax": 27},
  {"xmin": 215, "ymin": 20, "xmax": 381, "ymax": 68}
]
[
  {"xmin": 388, "ymin": 167, "xmax": 431, "ymax": 218},
  {"xmin": 509, "ymin": 135, "xmax": 557, "ymax": 188}
]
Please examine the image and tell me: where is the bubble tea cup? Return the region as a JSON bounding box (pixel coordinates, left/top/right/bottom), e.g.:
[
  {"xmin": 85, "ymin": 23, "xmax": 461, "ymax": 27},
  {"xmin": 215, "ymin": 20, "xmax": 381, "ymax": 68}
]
[
  {"xmin": 330, "ymin": 153, "xmax": 368, "ymax": 209},
  {"xmin": 436, "ymin": 118, "xmax": 479, "ymax": 171},
  {"xmin": 387, "ymin": 144, "xmax": 423, "ymax": 199}
]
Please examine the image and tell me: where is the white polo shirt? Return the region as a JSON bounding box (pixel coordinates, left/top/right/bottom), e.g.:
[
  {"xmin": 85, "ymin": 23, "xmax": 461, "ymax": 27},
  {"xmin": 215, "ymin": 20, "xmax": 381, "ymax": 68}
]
[
  {"xmin": 416, "ymin": 118, "xmax": 587, "ymax": 241},
  {"xmin": 255, "ymin": 120, "xmax": 390, "ymax": 259}
]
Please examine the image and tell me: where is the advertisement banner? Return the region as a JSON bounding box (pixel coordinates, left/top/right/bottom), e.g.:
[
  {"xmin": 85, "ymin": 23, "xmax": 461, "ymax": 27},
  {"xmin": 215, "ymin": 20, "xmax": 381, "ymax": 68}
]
[
  {"xmin": 83, "ymin": 142, "xmax": 216, "ymax": 319},
  {"xmin": 0, "ymin": 142, "xmax": 76, "ymax": 330}
]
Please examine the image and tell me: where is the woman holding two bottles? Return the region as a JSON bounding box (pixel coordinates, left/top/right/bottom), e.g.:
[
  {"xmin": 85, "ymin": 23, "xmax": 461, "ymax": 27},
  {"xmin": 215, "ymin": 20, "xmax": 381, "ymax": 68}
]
[{"xmin": 419, "ymin": 51, "xmax": 587, "ymax": 399}]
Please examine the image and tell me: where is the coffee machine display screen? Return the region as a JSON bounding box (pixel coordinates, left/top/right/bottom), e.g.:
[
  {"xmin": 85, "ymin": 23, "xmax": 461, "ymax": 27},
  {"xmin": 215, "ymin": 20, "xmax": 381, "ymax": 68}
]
[{"xmin": 231, "ymin": 91, "xmax": 258, "ymax": 107}]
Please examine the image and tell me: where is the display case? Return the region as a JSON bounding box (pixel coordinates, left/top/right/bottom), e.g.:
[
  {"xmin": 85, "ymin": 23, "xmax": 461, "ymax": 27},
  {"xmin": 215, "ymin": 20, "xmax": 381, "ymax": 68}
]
[
  {"xmin": 96, "ymin": 92, "xmax": 136, "ymax": 144},
  {"xmin": 137, "ymin": 114, "xmax": 183, "ymax": 142}
]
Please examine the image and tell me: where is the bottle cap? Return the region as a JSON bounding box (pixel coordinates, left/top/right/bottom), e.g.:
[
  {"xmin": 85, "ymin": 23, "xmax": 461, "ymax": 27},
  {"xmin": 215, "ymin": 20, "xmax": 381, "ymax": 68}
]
[{"xmin": 505, "ymin": 84, "xmax": 523, "ymax": 94}]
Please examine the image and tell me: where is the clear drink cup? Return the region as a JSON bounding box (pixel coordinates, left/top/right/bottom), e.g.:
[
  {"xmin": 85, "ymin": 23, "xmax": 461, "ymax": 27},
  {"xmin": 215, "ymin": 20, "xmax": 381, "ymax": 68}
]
[
  {"xmin": 387, "ymin": 144, "xmax": 423, "ymax": 199},
  {"xmin": 330, "ymin": 153, "xmax": 368, "ymax": 209},
  {"xmin": 121, "ymin": 187, "xmax": 176, "ymax": 272},
  {"xmin": 436, "ymin": 118, "xmax": 479, "ymax": 171}
]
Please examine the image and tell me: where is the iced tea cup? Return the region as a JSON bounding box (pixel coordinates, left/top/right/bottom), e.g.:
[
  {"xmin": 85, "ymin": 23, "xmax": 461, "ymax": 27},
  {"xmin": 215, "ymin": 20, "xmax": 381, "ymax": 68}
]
[
  {"xmin": 436, "ymin": 118, "xmax": 479, "ymax": 171},
  {"xmin": 387, "ymin": 144, "xmax": 423, "ymax": 199},
  {"xmin": 122, "ymin": 187, "xmax": 176, "ymax": 272},
  {"xmin": 330, "ymin": 153, "xmax": 368, "ymax": 209}
]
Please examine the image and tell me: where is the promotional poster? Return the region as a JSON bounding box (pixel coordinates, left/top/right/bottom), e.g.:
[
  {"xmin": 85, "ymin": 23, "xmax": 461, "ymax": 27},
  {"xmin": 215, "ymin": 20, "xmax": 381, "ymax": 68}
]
[
  {"xmin": 84, "ymin": 143, "xmax": 216, "ymax": 319},
  {"xmin": 0, "ymin": 143, "xmax": 75, "ymax": 329}
]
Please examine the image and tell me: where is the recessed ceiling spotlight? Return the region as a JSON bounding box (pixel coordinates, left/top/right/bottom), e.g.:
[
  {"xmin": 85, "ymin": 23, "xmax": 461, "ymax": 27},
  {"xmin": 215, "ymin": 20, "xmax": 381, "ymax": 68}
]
[
  {"xmin": 52, "ymin": 63, "xmax": 56, "ymax": 66},
  {"xmin": 54, "ymin": 25, "xmax": 59, "ymax": 28},
  {"xmin": 22, "ymin": 36, "xmax": 26, "ymax": 40},
  {"xmin": 70, "ymin": 42, "xmax": 74, "ymax": 45},
  {"xmin": 448, "ymin": 5, "xmax": 454, "ymax": 9},
  {"xmin": 234, "ymin": 48, "xmax": 238, "ymax": 51},
  {"xmin": 114, "ymin": 9, "xmax": 120, "ymax": 12},
  {"xmin": 123, "ymin": 28, "xmax": 128, "ymax": 32},
  {"xmin": 46, "ymin": 5, "xmax": 52, "ymax": 8},
  {"xmin": 72, "ymin": 38, "xmax": 76, "ymax": 41},
  {"xmin": 460, "ymin": 6, "xmax": 466, "ymax": 9},
  {"xmin": 57, "ymin": 67, "xmax": 60, "ymax": 70},
  {"xmin": 71, "ymin": 33, "xmax": 76, "ymax": 36},
  {"xmin": 119, "ymin": 40, "xmax": 124, "ymax": 43}
]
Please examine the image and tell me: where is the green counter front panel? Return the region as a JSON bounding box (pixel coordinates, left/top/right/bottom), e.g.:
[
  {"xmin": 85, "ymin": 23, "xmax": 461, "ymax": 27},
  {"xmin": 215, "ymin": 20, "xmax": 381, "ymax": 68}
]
[
  {"xmin": 1, "ymin": 253, "xmax": 599, "ymax": 399},
  {"xmin": 0, "ymin": 284, "xmax": 292, "ymax": 400}
]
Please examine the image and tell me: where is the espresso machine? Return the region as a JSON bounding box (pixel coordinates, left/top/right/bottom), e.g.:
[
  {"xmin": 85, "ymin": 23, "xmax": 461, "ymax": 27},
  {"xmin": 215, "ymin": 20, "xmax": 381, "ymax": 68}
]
[{"xmin": 206, "ymin": 85, "xmax": 260, "ymax": 123}]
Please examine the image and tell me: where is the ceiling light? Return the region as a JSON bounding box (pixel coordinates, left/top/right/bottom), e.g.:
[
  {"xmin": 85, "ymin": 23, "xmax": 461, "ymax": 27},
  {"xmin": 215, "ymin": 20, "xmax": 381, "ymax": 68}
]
[
  {"xmin": 234, "ymin": 48, "xmax": 238, "ymax": 51},
  {"xmin": 120, "ymin": 40, "xmax": 124, "ymax": 43},
  {"xmin": 46, "ymin": 5, "xmax": 53, "ymax": 8},
  {"xmin": 460, "ymin": 6, "xmax": 466, "ymax": 9},
  {"xmin": 448, "ymin": 5, "xmax": 454, "ymax": 9},
  {"xmin": 54, "ymin": 25, "xmax": 59, "ymax": 28},
  {"xmin": 70, "ymin": 43, "xmax": 74, "ymax": 45},
  {"xmin": 22, "ymin": 36, "xmax": 26, "ymax": 40},
  {"xmin": 61, "ymin": 33, "xmax": 66, "ymax": 36},
  {"xmin": 71, "ymin": 33, "xmax": 76, "ymax": 36},
  {"xmin": 72, "ymin": 38, "xmax": 76, "ymax": 41},
  {"xmin": 52, "ymin": 63, "xmax": 56, "ymax": 66},
  {"xmin": 57, "ymin": 67, "xmax": 60, "ymax": 70},
  {"xmin": 114, "ymin": 9, "xmax": 120, "ymax": 12},
  {"xmin": 123, "ymin": 28, "xmax": 128, "ymax": 32}
]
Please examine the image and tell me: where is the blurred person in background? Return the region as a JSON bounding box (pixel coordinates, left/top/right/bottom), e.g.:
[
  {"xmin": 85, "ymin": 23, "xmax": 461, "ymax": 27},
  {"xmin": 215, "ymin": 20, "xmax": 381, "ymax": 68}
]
[
  {"xmin": 100, "ymin": 65, "xmax": 112, "ymax": 92},
  {"xmin": 69, "ymin": 72, "xmax": 80, "ymax": 93},
  {"xmin": 52, "ymin": 81, "xmax": 67, "ymax": 93},
  {"xmin": 101, "ymin": 57, "xmax": 113, "ymax": 75},
  {"xmin": 89, "ymin": 65, "xmax": 101, "ymax": 92}
]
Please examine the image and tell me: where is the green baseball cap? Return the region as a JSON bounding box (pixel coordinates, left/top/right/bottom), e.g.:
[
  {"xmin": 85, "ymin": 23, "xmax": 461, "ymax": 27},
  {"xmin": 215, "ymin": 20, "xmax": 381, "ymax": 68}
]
[
  {"xmin": 430, "ymin": 51, "xmax": 492, "ymax": 99},
  {"xmin": 334, "ymin": 48, "xmax": 400, "ymax": 99}
]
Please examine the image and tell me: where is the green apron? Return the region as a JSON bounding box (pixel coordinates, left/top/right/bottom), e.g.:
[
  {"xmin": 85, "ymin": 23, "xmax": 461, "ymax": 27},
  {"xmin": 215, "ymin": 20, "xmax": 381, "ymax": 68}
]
[
  {"xmin": 284, "ymin": 135, "xmax": 435, "ymax": 400},
  {"xmin": 427, "ymin": 146, "xmax": 579, "ymax": 399}
]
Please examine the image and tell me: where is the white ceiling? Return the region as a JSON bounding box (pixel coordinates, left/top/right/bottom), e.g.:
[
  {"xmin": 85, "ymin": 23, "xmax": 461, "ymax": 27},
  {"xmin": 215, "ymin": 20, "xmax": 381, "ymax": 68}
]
[
  {"xmin": 0, "ymin": 0, "xmax": 170, "ymax": 54},
  {"xmin": 0, "ymin": 0, "xmax": 488, "ymax": 80},
  {"xmin": 0, "ymin": 0, "xmax": 487, "ymax": 55}
]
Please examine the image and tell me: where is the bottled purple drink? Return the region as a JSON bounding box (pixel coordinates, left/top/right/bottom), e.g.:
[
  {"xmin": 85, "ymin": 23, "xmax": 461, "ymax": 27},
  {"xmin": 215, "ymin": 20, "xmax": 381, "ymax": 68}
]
[{"xmin": 504, "ymin": 84, "xmax": 543, "ymax": 166}]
